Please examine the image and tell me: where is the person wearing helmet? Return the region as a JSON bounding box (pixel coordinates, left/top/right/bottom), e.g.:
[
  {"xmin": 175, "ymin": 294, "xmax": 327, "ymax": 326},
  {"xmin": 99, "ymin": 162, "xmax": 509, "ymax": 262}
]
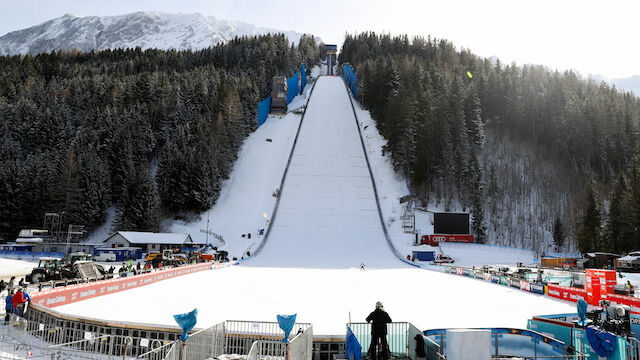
[{"xmin": 366, "ymin": 301, "xmax": 392, "ymax": 360}]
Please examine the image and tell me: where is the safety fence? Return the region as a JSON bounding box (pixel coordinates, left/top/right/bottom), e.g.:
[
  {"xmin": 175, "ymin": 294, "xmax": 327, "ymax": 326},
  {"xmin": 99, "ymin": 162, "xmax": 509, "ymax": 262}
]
[
  {"xmin": 30, "ymin": 262, "xmax": 213, "ymax": 308},
  {"xmin": 424, "ymin": 328, "xmax": 588, "ymax": 359},
  {"xmin": 1, "ymin": 313, "xmax": 129, "ymax": 359},
  {"xmin": 137, "ymin": 320, "xmax": 312, "ymax": 360},
  {"xmin": 342, "ymin": 64, "xmax": 358, "ymax": 98},
  {"xmin": 0, "ymin": 250, "xmax": 65, "ymax": 260},
  {"xmin": 257, "ymin": 64, "xmax": 308, "ymax": 127},
  {"xmin": 347, "ymin": 322, "xmax": 444, "ymax": 360}
]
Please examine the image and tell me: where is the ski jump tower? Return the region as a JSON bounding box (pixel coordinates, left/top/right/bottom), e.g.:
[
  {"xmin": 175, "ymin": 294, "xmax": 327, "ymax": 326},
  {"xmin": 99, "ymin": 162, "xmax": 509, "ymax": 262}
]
[{"xmin": 325, "ymin": 44, "xmax": 337, "ymax": 76}]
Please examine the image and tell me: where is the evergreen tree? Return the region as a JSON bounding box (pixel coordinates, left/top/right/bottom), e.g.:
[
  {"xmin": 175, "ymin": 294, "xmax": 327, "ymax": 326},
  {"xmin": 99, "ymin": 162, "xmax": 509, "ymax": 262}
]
[
  {"xmin": 577, "ymin": 179, "xmax": 602, "ymax": 253},
  {"xmin": 470, "ymin": 155, "xmax": 487, "ymax": 243},
  {"xmin": 552, "ymin": 217, "xmax": 565, "ymax": 251}
]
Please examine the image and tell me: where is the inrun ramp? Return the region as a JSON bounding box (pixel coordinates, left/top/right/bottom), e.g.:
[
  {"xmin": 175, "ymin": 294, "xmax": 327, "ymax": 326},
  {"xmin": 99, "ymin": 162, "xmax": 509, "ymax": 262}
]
[{"xmin": 247, "ymin": 76, "xmax": 405, "ymax": 268}]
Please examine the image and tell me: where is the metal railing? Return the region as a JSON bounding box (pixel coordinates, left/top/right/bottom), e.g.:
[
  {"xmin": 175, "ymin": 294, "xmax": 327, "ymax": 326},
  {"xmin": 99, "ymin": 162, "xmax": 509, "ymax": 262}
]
[
  {"xmin": 407, "ymin": 323, "xmax": 443, "ymax": 360},
  {"xmin": 246, "ymin": 340, "xmax": 288, "ymax": 360},
  {"xmin": 223, "ymin": 320, "xmax": 311, "ymax": 355},
  {"xmin": 289, "ymin": 325, "xmax": 313, "ymax": 360},
  {"xmin": 1, "ymin": 314, "xmax": 120, "ymax": 360},
  {"xmin": 629, "ymin": 337, "xmax": 640, "ymax": 360},
  {"xmin": 136, "ymin": 320, "xmax": 312, "ymax": 360},
  {"xmin": 425, "ymin": 328, "xmax": 589, "ymax": 359},
  {"xmin": 348, "ymin": 322, "xmax": 412, "ymax": 358}
]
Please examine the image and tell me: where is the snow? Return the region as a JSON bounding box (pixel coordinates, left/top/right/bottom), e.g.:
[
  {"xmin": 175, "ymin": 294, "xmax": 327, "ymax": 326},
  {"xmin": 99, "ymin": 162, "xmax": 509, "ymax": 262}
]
[
  {"xmin": 57, "ymin": 77, "xmax": 576, "ymax": 335},
  {"xmin": 56, "ymin": 266, "xmax": 576, "ymax": 335},
  {"xmin": 85, "ymin": 206, "xmax": 116, "ymax": 244},
  {"xmin": 0, "ymin": 258, "xmax": 37, "ymax": 282},
  {"xmin": 109, "ymin": 232, "xmax": 194, "ymax": 245},
  {"xmin": 0, "ymin": 12, "xmax": 312, "ymax": 56},
  {"xmin": 245, "ymin": 76, "xmax": 402, "ymax": 268},
  {"xmin": 167, "ymin": 84, "xmax": 314, "ymax": 258}
]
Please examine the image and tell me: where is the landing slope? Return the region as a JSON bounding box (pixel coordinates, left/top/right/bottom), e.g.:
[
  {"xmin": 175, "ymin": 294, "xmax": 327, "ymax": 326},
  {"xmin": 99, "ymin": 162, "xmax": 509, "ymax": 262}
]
[{"xmin": 247, "ymin": 76, "xmax": 403, "ymax": 268}]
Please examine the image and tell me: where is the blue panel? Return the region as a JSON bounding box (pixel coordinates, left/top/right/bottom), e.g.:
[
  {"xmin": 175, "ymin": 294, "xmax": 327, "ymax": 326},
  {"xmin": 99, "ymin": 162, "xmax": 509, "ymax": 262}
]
[
  {"xmin": 286, "ymin": 71, "xmax": 299, "ymax": 104},
  {"xmin": 257, "ymin": 96, "xmax": 271, "ymax": 127},
  {"xmin": 300, "ymin": 64, "xmax": 306, "ymax": 94}
]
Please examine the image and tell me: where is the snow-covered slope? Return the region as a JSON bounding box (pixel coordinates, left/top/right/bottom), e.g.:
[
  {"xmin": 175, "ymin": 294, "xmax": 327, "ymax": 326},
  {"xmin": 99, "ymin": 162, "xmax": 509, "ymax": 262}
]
[
  {"xmin": 167, "ymin": 84, "xmax": 315, "ymax": 258},
  {"xmin": 57, "ymin": 265, "xmax": 576, "ymax": 335},
  {"xmin": 0, "ymin": 12, "xmax": 307, "ymax": 56},
  {"xmin": 246, "ymin": 76, "xmax": 403, "ymax": 269},
  {"xmin": 56, "ymin": 75, "xmax": 577, "ymax": 336}
]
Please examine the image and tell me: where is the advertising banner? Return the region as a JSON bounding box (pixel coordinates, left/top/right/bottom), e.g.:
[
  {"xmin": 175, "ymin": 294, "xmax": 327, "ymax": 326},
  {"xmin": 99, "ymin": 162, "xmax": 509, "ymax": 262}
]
[
  {"xmin": 520, "ymin": 280, "xmax": 531, "ymax": 292},
  {"xmin": 32, "ymin": 263, "xmax": 213, "ymax": 308},
  {"xmin": 607, "ymin": 294, "xmax": 640, "ymax": 314},
  {"xmin": 423, "ymin": 234, "xmax": 474, "ymax": 246},
  {"xmin": 531, "ymin": 283, "xmax": 545, "ymax": 294},
  {"xmin": 499, "ymin": 276, "xmax": 510, "ymax": 286},
  {"xmin": 585, "ymin": 269, "xmax": 616, "ymax": 305},
  {"xmin": 483, "ymin": 273, "xmax": 492, "ymax": 281},
  {"xmin": 546, "ymin": 284, "xmax": 586, "ymax": 303}
]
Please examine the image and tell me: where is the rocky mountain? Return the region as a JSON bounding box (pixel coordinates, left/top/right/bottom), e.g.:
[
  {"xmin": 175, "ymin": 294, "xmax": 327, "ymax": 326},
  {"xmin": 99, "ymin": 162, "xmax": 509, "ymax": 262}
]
[{"xmin": 0, "ymin": 11, "xmax": 308, "ymax": 56}]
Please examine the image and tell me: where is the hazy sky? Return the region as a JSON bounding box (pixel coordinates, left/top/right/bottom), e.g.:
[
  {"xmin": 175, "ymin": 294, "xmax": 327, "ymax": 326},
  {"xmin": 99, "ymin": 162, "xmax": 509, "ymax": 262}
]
[{"xmin": 0, "ymin": 0, "xmax": 637, "ymax": 78}]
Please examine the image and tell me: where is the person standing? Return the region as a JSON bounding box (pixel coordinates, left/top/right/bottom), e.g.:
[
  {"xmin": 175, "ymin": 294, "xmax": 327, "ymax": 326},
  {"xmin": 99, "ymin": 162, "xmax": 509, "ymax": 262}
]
[
  {"xmin": 360, "ymin": 263, "xmax": 366, "ymax": 271},
  {"xmin": 7, "ymin": 276, "xmax": 15, "ymax": 290},
  {"xmin": 366, "ymin": 301, "xmax": 392, "ymax": 360},
  {"xmin": 4, "ymin": 290, "xmax": 14, "ymax": 323},
  {"xmin": 11, "ymin": 288, "xmax": 26, "ymax": 317}
]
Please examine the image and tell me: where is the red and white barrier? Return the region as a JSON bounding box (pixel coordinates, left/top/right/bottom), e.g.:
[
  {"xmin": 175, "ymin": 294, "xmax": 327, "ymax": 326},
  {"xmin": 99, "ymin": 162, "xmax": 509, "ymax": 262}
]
[
  {"xmin": 31, "ymin": 263, "xmax": 214, "ymax": 308},
  {"xmin": 546, "ymin": 284, "xmax": 586, "ymax": 303}
]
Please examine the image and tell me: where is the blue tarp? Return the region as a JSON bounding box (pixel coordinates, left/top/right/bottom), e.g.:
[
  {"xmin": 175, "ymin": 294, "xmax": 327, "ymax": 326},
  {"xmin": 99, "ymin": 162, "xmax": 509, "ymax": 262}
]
[
  {"xmin": 286, "ymin": 71, "xmax": 299, "ymax": 104},
  {"xmin": 585, "ymin": 326, "xmax": 617, "ymax": 357},
  {"xmin": 257, "ymin": 96, "xmax": 271, "ymax": 127},
  {"xmin": 342, "ymin": 65, "xmax": 359, "ymax": 98},
  {"xmin": 0, "ymin": 250, "xmax": 65, "ymax": 260},
  {"xmin": 300, "ymin": 64, "xmax": 306, "ymax": 94},
  {"xmin": 346, "ymin": 326, "xmax": 362, "ymax": 360},
  {"xmin": 174, "ymin": 308, "xmax": 198, "ymax": 341},
  {"xmin": 277, "ymin": 314, "xmax": 297, "ymax": 342},
  {"xmin": 577, "ymin": 298, "xmax": 588, "ymax": 326}
]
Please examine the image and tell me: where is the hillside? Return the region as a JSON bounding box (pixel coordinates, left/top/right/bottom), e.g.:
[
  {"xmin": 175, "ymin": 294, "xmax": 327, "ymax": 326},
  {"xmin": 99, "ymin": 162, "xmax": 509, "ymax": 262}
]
[
  {"xmin": 0, "ymin": 12, "xmax": 307, "ymax": 56},
  {"xmin": 0, "ymin": 34, "xmax": 321, "ymax": 241},
  {"xmin": 340, "ymin": 33, "xmax": 640, "ymax": 253}
]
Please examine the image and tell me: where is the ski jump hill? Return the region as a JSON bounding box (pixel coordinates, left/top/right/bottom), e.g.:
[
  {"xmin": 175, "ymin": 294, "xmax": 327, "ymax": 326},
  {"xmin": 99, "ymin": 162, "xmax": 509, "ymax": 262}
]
[
  {"xmin": 53, "ymin": 75, "xmax": 574, "ymax": 336},
  {"xmin": 246, "ymin": 76, "xmax": 405, "ymax": 269}
]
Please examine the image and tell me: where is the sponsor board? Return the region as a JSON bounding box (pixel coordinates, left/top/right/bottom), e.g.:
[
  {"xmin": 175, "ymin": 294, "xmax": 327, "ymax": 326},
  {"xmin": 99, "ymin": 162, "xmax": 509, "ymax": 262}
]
[
  {"xmin": 483, "ymin": 273, "xmax": 492, "ymax": 281},
  {"xmin": 422, "ymin": 234, "xmax": 474, "ymax": 246},
  {"xmin": 491, "ymin": 275, "xmax": 500, "ymax": 283},
  {"xmin": 546, "ymin": 284, "xmax": 586, "ymax": 303},
  {"xmin": 520, "ymin": 280, "xmax": 531, "ymax": 292},
  {"xmin": 531, "ymin": 283, "xmax": 545, "ymax": 294},
  {"xmin": 32, "ymin": 263, "xmax": 213, "ymax": 308},
  {"xmin": 608, "ymin": 294, "xmax": 640, "ymax": 314}
]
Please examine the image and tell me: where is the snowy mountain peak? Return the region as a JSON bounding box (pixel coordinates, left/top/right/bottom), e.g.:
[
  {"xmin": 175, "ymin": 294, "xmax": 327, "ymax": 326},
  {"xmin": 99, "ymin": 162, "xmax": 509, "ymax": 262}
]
[{"xmin": 0, "ymin": 11, "xmax": 308, "ymax": 56}]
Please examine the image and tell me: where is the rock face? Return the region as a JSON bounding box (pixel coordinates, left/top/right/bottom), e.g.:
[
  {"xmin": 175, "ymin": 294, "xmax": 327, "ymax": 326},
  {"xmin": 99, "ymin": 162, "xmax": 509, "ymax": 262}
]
[{"xmin": 0, "ymin": 12, "xmax": 306, "ymax": 56}]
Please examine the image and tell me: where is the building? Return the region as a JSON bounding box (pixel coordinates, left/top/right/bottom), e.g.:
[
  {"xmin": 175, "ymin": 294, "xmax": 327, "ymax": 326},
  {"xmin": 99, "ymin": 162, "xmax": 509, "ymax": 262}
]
[{"xmin": 103, "ymin": 232, "xmax": 200, "ymax": 253}]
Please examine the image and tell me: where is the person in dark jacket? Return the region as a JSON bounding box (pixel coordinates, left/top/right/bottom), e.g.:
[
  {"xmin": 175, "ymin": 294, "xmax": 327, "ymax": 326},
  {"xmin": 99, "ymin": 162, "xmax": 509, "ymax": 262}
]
[
  {"xmin": 366, "ymin": 301, "xmax": 392, "ymax": 360},
  {"xmin": 4, "ymin": 290, "xmax": 14, "ymax": 323},
  {"xmin": 414, "ymin": 334, "xmax": 426, "ymax": 359}
]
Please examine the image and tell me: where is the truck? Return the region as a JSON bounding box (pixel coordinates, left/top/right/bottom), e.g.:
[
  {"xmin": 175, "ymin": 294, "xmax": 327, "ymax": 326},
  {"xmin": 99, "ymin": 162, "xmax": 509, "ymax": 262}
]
[
  {"xmin": 25, "ymin": 257, "xmax": 67, "ymax": 283},
  {"xmin": 270, "ymin": 76, "xmax": 288, "ymax": 114},
  {"xmin": 617, "ymin": 251, "xmax": 640, "ymax": 272},
  {"xmin": 146, "ymin": 249, "xmax": 186, "ymax": 268}
]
